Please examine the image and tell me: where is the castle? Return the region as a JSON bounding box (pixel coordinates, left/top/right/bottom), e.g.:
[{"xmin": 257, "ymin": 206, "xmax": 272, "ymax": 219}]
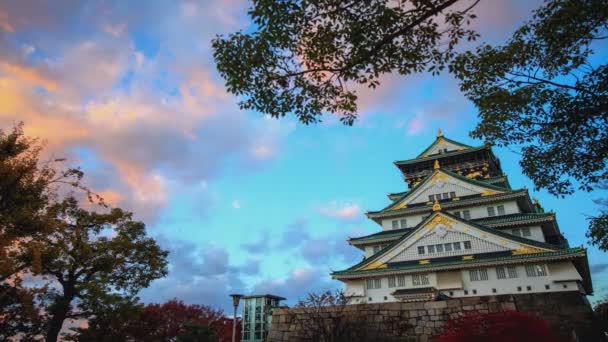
[{"xmin": 331, "ymin": 130, "xmax": 592, "ymax": 303}]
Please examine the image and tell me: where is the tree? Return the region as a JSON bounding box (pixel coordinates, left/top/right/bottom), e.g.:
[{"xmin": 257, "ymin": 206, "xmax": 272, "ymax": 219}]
[
  {"xmin": 436, "ymin": 310, "xmax": 558, "ymax": 342},
  {"xmin": 177, "ymin": 322, "xmax": 218, "ymax": 342},
  {"xmin": 0, "ymin": 124, "xmax": 95, "ymax": 340},
  {"xmin": 72, "ymin": 299, "xmax": 238, "ymax": 342},
  {"xmin": 452, "ymin": 0, "xmax": 607, "ymax": 196},
  {"xmin": 212, "ymin": 0, "xmax": 480, "ymax": 125},
  {"xmin": 451, "ymin": 0, "xmax": 608, "ymax": 249},
  {"xmin": 0, "ymin": 124, "xmax": 169, "ymax": 341},
  {"xmin": 27, "ymin": 197, "xmax": 167, "ymax": 341}
]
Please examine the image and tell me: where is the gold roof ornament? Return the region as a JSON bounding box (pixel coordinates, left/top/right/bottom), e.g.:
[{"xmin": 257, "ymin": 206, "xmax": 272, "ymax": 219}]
[
  {"xmin": 434, "ymin": 159, "xmax": 440, "ymax": 170},
  {"xmin": 437, "ymin": 128, "xmax": 443, "ymax": 137},
  {"xmin": 432, "ymin": 199, "xmax": 441, "ymax": 211},
  {"xmin": 533, "ymin": 197, "xmax": 540, "ymax": 205}
]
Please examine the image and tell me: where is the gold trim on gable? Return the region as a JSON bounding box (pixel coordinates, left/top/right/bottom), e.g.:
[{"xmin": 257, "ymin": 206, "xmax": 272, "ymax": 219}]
[
  {"xmin": 480, "ymin": 189, "xmax": 499, "ymax": 196},
  {"xmin": 512, "ymin": 246, "xmax": 546, "ymax": 255},
  {"xmin": 419, "ymin": 260, "xmax": 430, "ymax": 265},
  {"xmin": 360, "ymin": 260, "xmax": 387, "ymax": 270},
  {"xmin": 462, "ymin": 255, "xmax": 474, "ymax": 260}
]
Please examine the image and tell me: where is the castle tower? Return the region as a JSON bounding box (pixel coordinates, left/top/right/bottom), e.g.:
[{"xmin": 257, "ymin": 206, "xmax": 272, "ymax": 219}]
[{"xmin": 332, "ymin": 133, "xmax": 592, "ymax": 303}]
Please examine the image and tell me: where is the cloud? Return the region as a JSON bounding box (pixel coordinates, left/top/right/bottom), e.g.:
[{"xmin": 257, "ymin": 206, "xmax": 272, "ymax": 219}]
[
  {"xmin": 316, "ymin": 201, "xmax": 363, "ymax": 221},
  {"xmin": 231, "ymin": 200, "xmax": 241, "ymax": 209},
  {"xmin": 0, "ymin": 0, "xmax": 292, "ymax": 222},
  {"xmin": 252, "ymin": 267, "xmax": 338, "ymax": 305},
  {"xmin": 140, "ymin": 236, "xmax": 257, "ymax": 311}
]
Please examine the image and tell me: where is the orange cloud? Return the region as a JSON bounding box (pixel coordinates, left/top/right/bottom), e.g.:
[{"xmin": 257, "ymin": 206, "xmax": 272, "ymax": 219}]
[{"xmin": 0, "ymin": 61, "xmax": 58, "ymax": 92}]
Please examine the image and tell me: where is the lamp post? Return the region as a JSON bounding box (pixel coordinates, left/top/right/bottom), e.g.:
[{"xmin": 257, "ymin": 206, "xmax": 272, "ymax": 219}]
[{"xmin": 229, "ymin": 294, "xmax": 243, "ymax": 342}]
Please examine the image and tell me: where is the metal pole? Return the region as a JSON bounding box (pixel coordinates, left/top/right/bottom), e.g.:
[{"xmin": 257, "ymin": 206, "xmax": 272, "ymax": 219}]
[{"xmin": 232, "ymin": 304, "xmax": 237, "ymax": 342}]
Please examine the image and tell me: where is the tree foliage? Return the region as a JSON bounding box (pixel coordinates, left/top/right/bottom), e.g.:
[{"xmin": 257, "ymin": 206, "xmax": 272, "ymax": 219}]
[
  {"xmin": 436, "ymin": 310, "xmax": 557, "ymax": 342},
  {"xmin": 72, "ymin": 299, "xmax": 237, "ymax": 342},
  {"xmin": 452, "ymin": 0, "xmax": 608, "ymax": 197},
  {"xmin": 0, "ymin": 124, "xmax": 168, "ymax": 341},
  {"xmin": 213, "ymin": 0, "xmax": 480, "ymax": 125}
]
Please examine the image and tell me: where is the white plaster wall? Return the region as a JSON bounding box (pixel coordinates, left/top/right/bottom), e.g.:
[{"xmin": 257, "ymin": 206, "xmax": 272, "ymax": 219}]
[
  {"xmin": 343, "ymin": 261, "xmax": 582, "ymax": 304},
  {"xmin": 389, "ymin": 230, "xmax": 509, "ymax": 263},
  {"xmin": 504, "ymin": 225, "xmax": 545, "ymax": 242},
  {"xmin": 380, "ymin": 200, "xmax": 522, "ymax": 231},
  {"xmin": 406, "ymin": 178, "xmax": 491, "ymax": 205},
  {"xmin": 548, "ymin": 261, "xmax": 583, "ymax": 281}
]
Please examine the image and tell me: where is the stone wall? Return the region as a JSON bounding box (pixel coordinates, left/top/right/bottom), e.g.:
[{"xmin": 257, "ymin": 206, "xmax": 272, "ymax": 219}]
[{"xmin": 267, "ymin": 292, "xmax": 603, "ymax": 342}]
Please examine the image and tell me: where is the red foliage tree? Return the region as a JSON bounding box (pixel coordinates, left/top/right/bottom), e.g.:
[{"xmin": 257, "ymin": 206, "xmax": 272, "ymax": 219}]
[
  {"xmin": 128, "ymin": 299, "xmax": 240, "ymax": 342},
  {"xmin": 436, "ymin": 310, "xmax": 557, "ymax": 342}
]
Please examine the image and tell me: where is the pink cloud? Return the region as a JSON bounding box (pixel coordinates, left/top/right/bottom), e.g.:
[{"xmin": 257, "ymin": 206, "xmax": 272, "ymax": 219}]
[
  {"xmin": 0, "ymin": 0, "xmax": 290, "ymax": 222},
  {"xmin": 316, "ymin": 201, "xmax": 363, "ymax": 221}
]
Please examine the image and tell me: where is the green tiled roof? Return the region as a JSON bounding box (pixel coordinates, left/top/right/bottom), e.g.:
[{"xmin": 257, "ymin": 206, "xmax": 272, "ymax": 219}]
[
  {"xmin": 473, "ymin": 212, "xmax": 555, "ymax": 226},
  {"xmin": 396, "ymin": 145, "xmax": 487, "ymax": 165},
  {"xmin": 332, "ymin": 247, "xmax": 585, "ymax": 277},
  {"xmin": 414, "ymin": 136, "xmax": 474, "ymax": 159},
  {"xmin": 350, "ymin": 213, "xmax": 557, "ymax": 245},
  {"xmin": 349, "ymin": 228, "xmax": 414, "ymax": 243},
  {"xmin": 387, "ymin": 175, "xmax": 511, "ymax": 201},
  {"xmin": 368, "ymin": 189, "xmax": 529, "ymax": 219},
  {"xmin": 374, "ymin": 170, "xmax": 514, "ymax": 214},
  {"xmin": 342, "ymin": 211, "xmax": 563, "ymax": 274}
]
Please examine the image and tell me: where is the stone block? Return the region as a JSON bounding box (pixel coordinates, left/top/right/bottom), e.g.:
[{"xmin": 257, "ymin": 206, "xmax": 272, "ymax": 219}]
[
  {"xmin": 402, "ymin": 302, "xmax": 425, "ymax": 310},
  {"xmin": 425, "ymin": 301, "xmax": 448, "ymax": 309},
  {"xmin": 461, "ymin": 297, "xmax": 481, "ymax": 306}
]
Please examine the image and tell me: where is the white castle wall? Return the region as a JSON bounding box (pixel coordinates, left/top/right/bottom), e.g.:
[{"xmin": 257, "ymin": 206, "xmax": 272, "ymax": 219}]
[{"xmin": 345, "ymin": 261, "xmax": 582, "ymax": 304}]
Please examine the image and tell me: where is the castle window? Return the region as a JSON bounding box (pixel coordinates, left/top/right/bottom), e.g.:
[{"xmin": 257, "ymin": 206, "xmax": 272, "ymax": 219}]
[
  {"xmin": 436, "ymin": 244, "xmax": 444, "ymax": 253},
  {"xmin": 469, "ymin": 269, "xmax": 488, "ymax": 281},
  {"xmin": 373, "ymin": 245, "xmax": 381, "ymax": 254},
  {"xmin": 392, "ymin": 220, "xmax": 399, "ymax": 229},
  {"xmin": 388, "ymin": 276, "xmax": 396, "ymax": 288},
  {"xmin": 464, "ymin": 290, "xmax": 468, "ymax": 295},
  {"xmin": 487, "ymin": 207, "xmax": 496, "ymax": 217},
  {"xmin": 366, "ymin": 278, "xmax": 381, "ymax": 289},
  {"xmin": 497, "ymin": 266, "xmax": 519, "ymax": 279},
  {"xmin": 450, "ymin": 191, "xmax": 456, "ymax": 198},
  {"xmin": 525, "ymin": 264, "xmax": 547, "ymax": 277},
  {"xmin": 517, "ymin": 286, "xmax": 522, "ymax": 292},
  {"xmin": 428, "ymin": 245, "xmax": 435, "ymax": 254},
  {"xmin": 397, "ymin": 275, "xmax": 406, "ymax": 286},
  {"xmin": 444, "ymin": 243, "xmax": 452, "ymax": 252},
  {"xmin": 522, "ymin": 227, "xmax": 531, "ymax": 237},
  {"xmin": 453, "ymin": 211, "xmax": 461, "ymax": 218},
  {"xmin": 497, "ymin": 205, "xmax": 505, "ymax": 215},
  {"xmin": 464, "ymin": 241, "xmax": 472, "ymax": 249},
  {"xmin": 472, "ymin": 289, "xmax": 477, "ymax": 294},
  {"xmin": 463, "ymin": 210, "xmax": 471, "ymax": 219},
  {"xmin": 418, "ymin": 246, "xmax": 425, "ymax": 255},
  {"xmin": 412, "ymin": 274, "xmax": 429, "ymax": 286},
  {"xmin": 511, "ymin": 228, "xmax": 522, "ymax": 237},
  {"xmin": 527, "ymin": 286, "xmax": 532, "ymax": 291},
  {"xmin": 453, "ymin": 242, "xmax": 462, "ymax": 250},
  {"xmin": 443, "ymin": 192, "xmax": 449, "ymax": 199},
  {"xmin": 429, "ymin": 195, "xmax": 435, "ymax": 201},
  {"xmin": 400, "ymin": 219, "xmax": 407, "ymax": 228},
  {"xmin": 545, "ymin": 285, "xmax": 550, "ymax": 290},
  {"xmin": 492, "ymin": 288, "xmax": 497, "ymax": 293}
]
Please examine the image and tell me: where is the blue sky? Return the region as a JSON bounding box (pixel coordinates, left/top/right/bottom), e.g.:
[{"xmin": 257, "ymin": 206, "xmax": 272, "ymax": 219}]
[{"xmin": 0, "ymin": 0, "xmax": 606, "ymax": 312}]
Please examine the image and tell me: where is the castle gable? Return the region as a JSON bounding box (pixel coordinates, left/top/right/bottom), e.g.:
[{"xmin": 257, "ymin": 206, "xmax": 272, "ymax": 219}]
[
  {"xmin": 389, "ymin": 170, "xmax": 505, "ymax": 209},
  {"xmin": 357, "ymin": 212, "xmax": 556, "ymax": 271}
]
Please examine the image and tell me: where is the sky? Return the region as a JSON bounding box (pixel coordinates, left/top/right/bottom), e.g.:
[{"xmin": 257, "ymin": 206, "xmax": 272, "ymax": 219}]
[{"xmin": 1, "ymin": 0, "xmax": 606, "ymax": 313}]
